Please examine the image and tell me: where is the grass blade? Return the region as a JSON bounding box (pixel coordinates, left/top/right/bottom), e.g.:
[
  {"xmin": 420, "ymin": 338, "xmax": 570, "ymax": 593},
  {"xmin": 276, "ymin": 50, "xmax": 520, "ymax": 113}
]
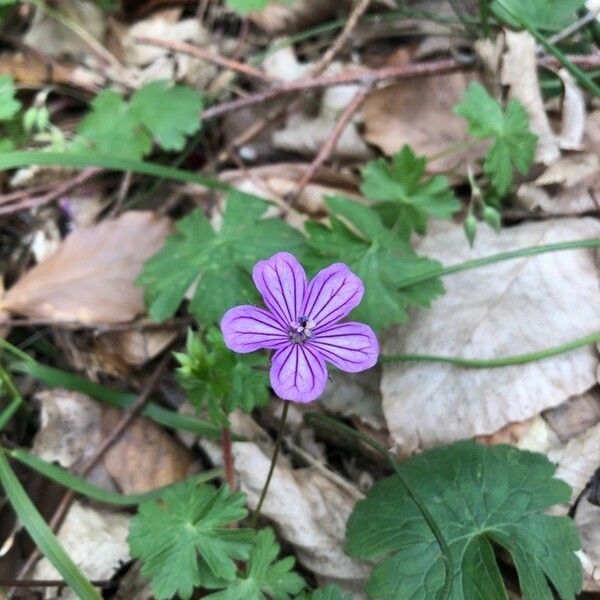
[
  {"xmin": 9, "ymin": 448, "xmax": 222, "ymax": 506},
  {"xmin": 0, "ymin": 451, "xmax": 101, "ymax": 599}
]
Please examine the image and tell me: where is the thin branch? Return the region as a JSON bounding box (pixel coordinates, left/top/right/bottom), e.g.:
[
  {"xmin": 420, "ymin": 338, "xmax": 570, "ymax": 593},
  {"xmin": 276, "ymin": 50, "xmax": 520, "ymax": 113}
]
[
  {"xmin": 286, "ymin": 85, "xmax": 371, "ymax": 204},
  {"xmin": 547, "ymin": 8, "xmax": 600, "ymax": 46},
  {"xmin": 133, "ymin": 36, "xmax": 276, "ymax": 83}
]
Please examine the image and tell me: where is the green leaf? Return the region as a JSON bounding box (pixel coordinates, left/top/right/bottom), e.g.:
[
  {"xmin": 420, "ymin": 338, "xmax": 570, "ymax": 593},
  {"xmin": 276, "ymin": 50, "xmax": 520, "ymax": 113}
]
[
  {"xmin": 491, "ymin": 0, "xmax": 586, "ymax": 30},
  {"xmin": 346, "ymin": 441, "xmax": 582, "ymax": 600},
  {"xmin": 226, "ymin": 0, "xmax": 269, "ymax": 14},
  {"xmin": 305, "ymin": 196, "xmax": 444, "ymax": 331},
  {"xmin": 77, "ymin": 89, "xmax": 151, "ymax": 159},
  {"xmin": 306, "ymin": 585, "xmax": 354, "ymax": 600},
  {"xmin": 0, "ymin": 451, "xmax": 101, "ymax": 600},
  {"xmin": 454, "ymin": 83, "xmax": 537, "ymax": 195},
  {"xmin": 205, "ymin": 528, "xmax": 305, "ymax": 600},
  {"xmin": 128, "ymin": 481, "xmax": 253, "ymax": 600},
  {"xmin": 130, "ymin": 80, "xmax": 203, "ymax": 151},
  {"xmin": 0, "ymin": 75, "xmax": 21, "ymax": 121},
  {"xmin": 361, "ymin": 146, "xmax": 460, "ymax": 240},
  {"xmin": 176, "ymin": 328, "xmax": 269, "ymax": 425},
  {"xmin": 138, "ymin": 190, "xmax": 308, "ymax": 323}
]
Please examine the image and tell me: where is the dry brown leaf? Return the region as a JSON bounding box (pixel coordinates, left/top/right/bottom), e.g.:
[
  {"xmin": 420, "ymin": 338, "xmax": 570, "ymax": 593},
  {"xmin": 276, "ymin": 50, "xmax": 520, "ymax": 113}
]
[
  {"xmin": 102, "ymin": 407, "xmax": 196, "ymax": 494},
  {"xmin": 361, "ymin": 71, "xmax": 477, "ymax": 172},
  {"xmin": 31, "ymin": 501, "xmax": 129, "ymax": 600},
  {"xmin": 0, "ymin": 211, "xmax": 170, "ymax": 324},
  {"xmin": 381, "ymin": 218, "xmax": 600, "ymax": 453},
  {"xmin": 543, "ymin": 389, "xmax": 600, "ymax": 443},
  {"xmin": 501, "ymin": 30, "xmax": 560, "ymax": 164},
  {"xmin": 95, "ymin": 327, "xmax": 177, "ymax": 368},
  {"xmin": 233, "ymin": 441, "xmax": 369, "ymax": 595},
  {"xmin": 516, "ymin": 154, "xmax": 600, "ymax": 215}
]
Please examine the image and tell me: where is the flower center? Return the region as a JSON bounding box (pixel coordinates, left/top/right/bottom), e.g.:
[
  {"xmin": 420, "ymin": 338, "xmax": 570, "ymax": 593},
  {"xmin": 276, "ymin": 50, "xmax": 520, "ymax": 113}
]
[{"xmin": 288, "ymin": 316, "xmax": 315, "ymax": 344}]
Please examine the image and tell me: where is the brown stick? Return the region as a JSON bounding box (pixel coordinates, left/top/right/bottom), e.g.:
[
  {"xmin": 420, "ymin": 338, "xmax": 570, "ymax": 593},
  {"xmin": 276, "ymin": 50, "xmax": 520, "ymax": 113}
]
[
  {"xmin": 287, "ymin": 85, "xmax": 371, "ymax": 205},
  {"xmin": 311, "ymin": 0, "xmax": 374, "ymax": 74},
  {"xmin": 221, "ymin": 428, "xmax": 235, "ymax": 490},
  {"xmin": 134, "ymin": 35, "xmax": 275, "ymax": 83},
  {"xmin": 12, "ymin": 355, "xmax": 171, "ymax": 587},
  {"xmin": 203, "ymin": 58, "xmax": 466, "ymax": 121}
]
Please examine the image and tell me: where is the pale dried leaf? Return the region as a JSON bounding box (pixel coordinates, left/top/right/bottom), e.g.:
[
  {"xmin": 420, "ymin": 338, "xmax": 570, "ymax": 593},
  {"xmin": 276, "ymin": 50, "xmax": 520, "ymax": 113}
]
[
  {"xmin": 233, "ymin": 442, "xmax": 369, "ymax": 595},
  {"xmin": 382, "ymin": 218, "xmax": 600, "ymax": 453},
  {"xmin": 501, "ymin": 30, "xmax": 560, "ymax": 164},
  {"xmin": 95, "ymin": 327, "xmax": 177, "ymax": 367},
  {"xmin": 102, "ymin": 407, "xmax": 196, "ymax": 494},
  {"xmin": 247, "ymin": 1, "xmax": 347, "ymax": 34},
  {"xmin": 0, "ymin": 211, "xmax": 171, "ymax": 324},
  {"xmin": 32, "ymin": 501, "xmax": 129, "ymax": 600},
  {"xmin": 558, "ymin": 69, "xmax": 586, "ymax": 150},
  {"xmin": 543, "ymin": 389, "xmax": 600, "ymax": 442},
  {"xmin": 361, "ymin": 71, "xmax": 477, "ymax": 172}
]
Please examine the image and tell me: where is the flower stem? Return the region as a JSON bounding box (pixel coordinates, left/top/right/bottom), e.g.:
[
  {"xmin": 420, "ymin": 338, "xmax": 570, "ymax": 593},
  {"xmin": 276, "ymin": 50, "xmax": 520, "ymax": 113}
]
[
  {"xmin": 380, "ymin": 331, "xmax": 600, "ymax": 367},
  {"xmin": 305, "ymin": 412, "xmax": 454, "ymax": 600},
  {"xmin": 251, "ymin": 401, "xmax": 290, "ymax": 528},
  {"xmin": 221, "ymin": 427, "xmax": 235, "ymax": 490}
]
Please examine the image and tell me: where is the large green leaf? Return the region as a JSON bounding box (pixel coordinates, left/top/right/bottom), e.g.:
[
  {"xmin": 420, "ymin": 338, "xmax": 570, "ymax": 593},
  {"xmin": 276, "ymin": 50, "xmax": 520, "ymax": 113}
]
[
  {"xmin": 346, "ymin": 441, "xmax": 582, "ymax": 600},
  {"xmin": 138, "ymin": 190, "xmax": 309, "ymax": 323},
  {"xmin": 491, "ymin": 0, "xmax": 586, "ymax": 30}
]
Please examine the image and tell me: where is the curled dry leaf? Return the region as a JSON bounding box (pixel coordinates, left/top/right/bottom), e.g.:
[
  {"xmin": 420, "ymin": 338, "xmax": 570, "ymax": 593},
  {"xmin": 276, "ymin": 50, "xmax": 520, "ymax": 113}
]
[
  {"xmin": 516, "ymin": 154, "xmax": 600, "ymax": 215},
  {"xmin": 361, "ymin": 71, "xmax": 476, "ymax": 172},
  {"xmin": 501, "ymin": 30, "xmax": 560, "ymax": 164},
  {"xmin": 381, "ymin": 218, "xmax": 600, "ymax": 454},
  {"xmin": 233, "ymin": 442, "xmax": 369, "ymax": 595},
  {"xmin": 543, "ymin": 389, "xmax": 600, "ymax": 443},
  {"xmin": 0, "ymin": 211, "xmax": 171, "ymax": 324},
  {"xmin": 31, "ymin": 501, "xmax": 130, "ymax": 600},
  {"xmin": 101, "ymin": 407, "xmax": 196, "ymax": 494}
]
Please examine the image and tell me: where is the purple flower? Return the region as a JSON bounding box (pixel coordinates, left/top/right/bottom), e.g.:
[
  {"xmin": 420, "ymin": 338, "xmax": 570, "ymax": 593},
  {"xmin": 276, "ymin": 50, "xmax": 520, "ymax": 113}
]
[{"xmin": 220, "ymin": 252, "xmax": 379, "ymax": 403}]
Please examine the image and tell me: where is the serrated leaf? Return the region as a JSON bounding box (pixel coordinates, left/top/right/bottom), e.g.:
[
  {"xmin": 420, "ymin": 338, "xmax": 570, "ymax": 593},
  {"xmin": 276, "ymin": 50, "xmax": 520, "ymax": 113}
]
[
  {"xmin": 307, "ymin": 585, "xmax": 354, "ymax": 600},
  {"xmin": 361, "ymin": 146, "xmax": 460, "ymax": 240},
  {"xmin": 491, "ymin": 0, "xmax": 586, "ymax": 30},
  {"xmin": 346, "ymin": 441, "xmax": 582, "ymax": 600},
  {"xmin": 454, "ymin": 83, "xmax": 537, "ymax": 195},
  {"xmin": 138, "ymin": 190, "xmax": 308, "ymax": 324},
  {"xmin": 305, "ymin": 196, "xmax": 443, "ymax": 331},
  {"xmin": 0, "ymin": 75, "xmax": 21, "ymax": 121},
  {"xmin": 128, "ymin": 481, "xmax": 253, "ymax": 600},
  {"xmin": 77, "ymin": 89, "xmax": 151, "ymax": 159},
  {"xmin": 205, "ymin": 528, "xmax": 305, "ymax": 600},
  {"xmin": 176, "ymin": 328, "xmax": 269, "ymax": 425},
  {"xmin": 130, "ymin": 80, "xmax": 203, "ymax": 151}
]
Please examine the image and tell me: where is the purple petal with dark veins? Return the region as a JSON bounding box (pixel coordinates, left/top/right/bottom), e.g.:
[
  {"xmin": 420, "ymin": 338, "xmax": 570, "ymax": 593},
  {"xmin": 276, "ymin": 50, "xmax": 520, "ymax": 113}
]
[
  {"xmin": 301, "ymin": 263, "xmax": 364, "ymax": 331},
  {"xmin": 252, "ymin": 252, "xmax": 307, "ymax": 327},
  {"xmin": 270, "ymin": 343, "xmax": 327, "ymax": 403},
  {"xmin": 221, "ymin": 305, "xmax": 288, "ymax": 353},
  {"xmin": 311, "ymin": 322, "xmax": 379, "ymax": 372}
]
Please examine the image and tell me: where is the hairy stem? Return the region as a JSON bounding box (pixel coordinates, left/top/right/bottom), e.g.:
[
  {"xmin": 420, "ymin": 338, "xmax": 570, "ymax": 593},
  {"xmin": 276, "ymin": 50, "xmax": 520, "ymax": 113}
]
[
  {"xmin": 221, "ymin": 427, "xmax": 235, "ymax": 490},
  {"xmin": 305, "ymin": 412, "xmax": 453, "ymax": 600},
  {"xmin": 380, "ymin": 331, "xmax": 600, "ymax": 367},
  {"xmin": 250, "ymin": 401, "xmax": 290, "ymax": 528}
]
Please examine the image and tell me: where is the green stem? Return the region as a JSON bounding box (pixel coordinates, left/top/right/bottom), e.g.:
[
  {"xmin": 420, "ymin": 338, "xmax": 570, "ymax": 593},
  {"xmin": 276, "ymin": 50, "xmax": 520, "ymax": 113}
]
[
  {"xmin": 397, "ymin": 238, "xmax": 600, "ymax": 289},
  {"xmin": 381, "ymin": 331, "xmax": 600, "ymax": 366},
  {"xmin": 0, "ymin": 366, "xmax": 24, "ymax": 430},
  {"xmin": 305, "ymin": 412, "xmax": 453, "ymax": 600},
  {"xmin": 250, "ymin": 401, "xmax": 290, "ymax": 529}
]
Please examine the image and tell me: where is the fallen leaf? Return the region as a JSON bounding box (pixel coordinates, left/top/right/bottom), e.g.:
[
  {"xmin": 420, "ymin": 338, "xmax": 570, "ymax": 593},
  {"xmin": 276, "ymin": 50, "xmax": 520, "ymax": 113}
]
[
  {"xmin": 233, "ymin": 441, "xmax": 369, "ymax": 596},
  {"xmin": 102, "ymin": 407, "xmax": 196, "ymax": 494},
  {"xmin": 0, "ymin": 211, "xmax": 171, "ymax": 324},
  {"xmin": 516, "ymin": 154, "xmax": 600, "ymax": 215},
  {"xmin": 361, "ymin": 71, "xmax": 477, "ymax": 172},
  {"xmin": 247, "ymin": 1, "xmax": 347, "ymax": 34},
  {"xmin": 501, "ymin": 30, "xmax": 560, "ymax": 164},
  {"xmin": 543, "ymin": 389, "xmax": 600, "ymax": 443},
  {"xmin": 31, "ymin": 501, "xmax": 130, "ymax": 600},
  {"xmin": 381, "ymin": 218, "xmax": 600, "ymax": 453},
  {"xmin": 558, "ymin": 68, "xmax": 586, "ymax": 151}
]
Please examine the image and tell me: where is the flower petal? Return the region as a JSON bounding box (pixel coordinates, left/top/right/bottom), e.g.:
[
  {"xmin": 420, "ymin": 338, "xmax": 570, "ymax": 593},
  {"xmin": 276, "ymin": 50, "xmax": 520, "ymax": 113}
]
[
  {"xmin": 252, "ymin": 252, "xmax": 307, "ymax": 327},
  {"xmin": 221, "ymin": 305, "xmax": 288, "ymax": 353},
  {"xmin": 302, "ymin": 264, "xmax": 364, "ymax": 331},
  {"xmin": 270, "ymin": 344, "xmax": 327, "ymax": 403},
  {"xmin": 311, "ymin": 322, "xmax": 379, "ymax": 372}
]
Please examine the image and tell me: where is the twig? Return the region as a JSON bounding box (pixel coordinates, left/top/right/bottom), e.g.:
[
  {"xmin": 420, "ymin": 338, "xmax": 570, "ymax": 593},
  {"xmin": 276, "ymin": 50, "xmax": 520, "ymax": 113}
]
[
  {"xmin": 133, "ymin": 36, "xmax": 275, "ymax": 83},
  {"xmin": 203, "ymin": 58, "xmax": 466, "ymax": 120},
  {"xmin": 221, "ymin": 428, "xmax": 235, "ymax": 490},
  {"xmin": 0, "ymin": 168, "xmax": 100, "ymax": 216},
  {"xmin": 311, "ymin": 0, "xmax": 374, "ymax": 74},
  {"xmin": 12, "ymin": 355, "xmax": 170, "ymax": 586},
  {"xmin": 286, "ymin": 85, "xmax": 371, "ymax": 204}
]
